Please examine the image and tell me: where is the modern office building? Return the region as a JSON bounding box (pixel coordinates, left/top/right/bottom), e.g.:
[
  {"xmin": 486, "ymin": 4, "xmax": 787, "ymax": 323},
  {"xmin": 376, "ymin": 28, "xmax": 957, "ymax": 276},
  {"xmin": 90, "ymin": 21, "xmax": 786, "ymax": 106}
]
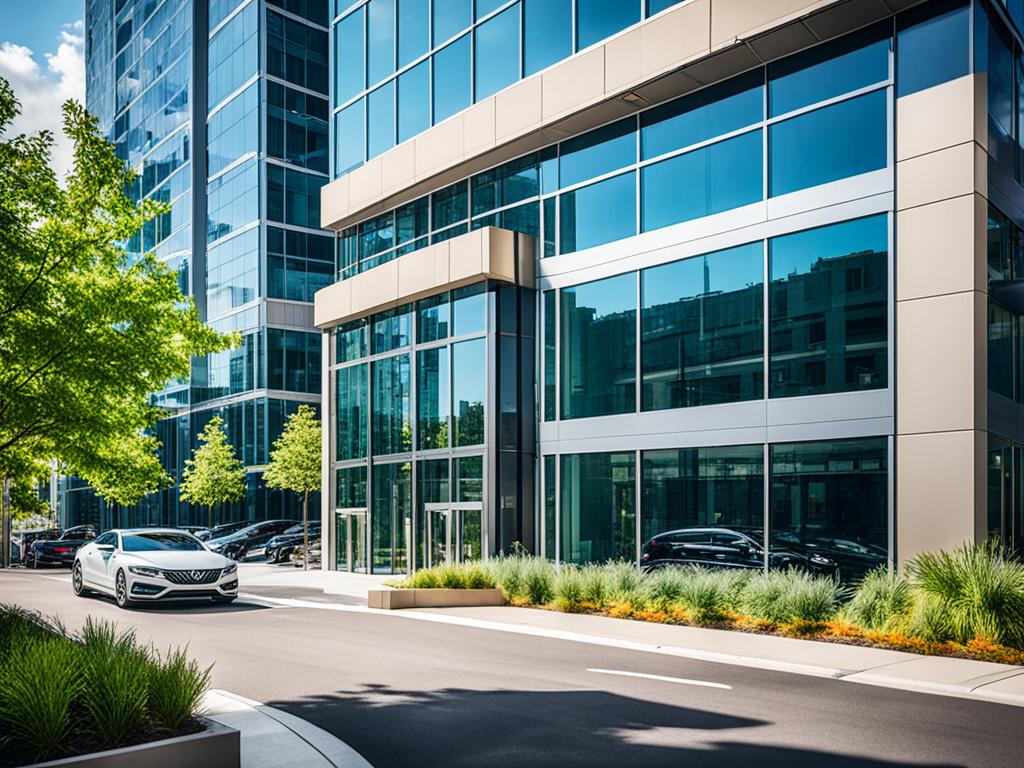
[
  {"xmin": 313, "ymin": 0, "xmax": 1021, "ymax": 578},
  {"xmin": 71, "ymin": 0, "xmax": 332, "ymax": 529}
]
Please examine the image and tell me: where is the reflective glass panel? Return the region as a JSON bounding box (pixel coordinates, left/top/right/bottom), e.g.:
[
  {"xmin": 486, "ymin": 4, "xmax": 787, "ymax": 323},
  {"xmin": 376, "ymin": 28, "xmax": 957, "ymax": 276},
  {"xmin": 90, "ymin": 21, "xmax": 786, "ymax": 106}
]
[
  {"xmin": 896, "ymin": 0, "xmax": 969, "ymax": 97},
  {"xmin": 560, "ymin": 273, "xmax": 637, "ymax": 419},
  {"xmin": 471, "ymin": 154, "xmax": 540, "ymax": 216},
  {"xmin": 769, "ymin": 89, "xmax": 887, "ymax": 197},
  {"xmin": 398, "ymin": 0, "xmax": 430, "ymax": 66},
  {"xmin": 559, "ymin": 172, "xmax": 636, "ymax": 254},
  {"xmin": 398, "ymin": 61, "xmax": 430, "ymax": 143},
  {"xmin": 560, "ymin": 452, "xmax": 636, "ymax": 564},
  {"xmin": 417, "ymin": 347, "xmax": 450, "ymax": 448},
  {"xmin": 335, "ymin": 363, "xmax": 369, "ymax": 460},
  {"xmin": 989, "ymin": 300, "xmax": 1014, "ymax": 399},
  {"xmin": 475, "ymin": 5, "xmax": 520, "ymax": 100},
  {"xmin": 453, "ymin": 284, "xmax": 487, "ymax": 336},
  {"xmin": 336, "ymin": 465, "xmax": 367, "ymax": 508},
  {"xmin": 367, "ymin": 0, "xmax": 396, "ymax": 86},
  {"xmin": 335, "ymin": 320, "xmax": 368, "ymax": 363},
  {"xmin": 524, "ymin": 0, "xmax": 571, "ymax": 76},
  {"xmin": 577, "ymin": 0, "xmax": 639, "ymax": 50},
  {"xmin": 433, "ymin": 34, "xmax": 471, "ymax": 123},
  {"xmin": 641, "ymin": 243, "xmax": 764, "ymax": 410},
  {"xmin": 559, "ymin": 118, "xmax": 636, "ymax": 189},
  {"xmin": 432, "ymin": 181, "xmax": 469, "ymax": 230},
  {"xmin": 372, "ymin": 304, "xmax": 412, "ymax": 352},
  {"xmin": 372, "ymin": 355, "xmax": 412, "ymax": 455},
  {"xmin": 335, "ymin": 99, "xmax": 365, "ymax": 176},
  {"xmin": 434, "ymin": 0, "xmax": 472, "ymax": 45},
  {"xmin": 769, "ymin": 215, "xmax": 888, "ymax": 398},
  {"xmin": 543, "ymin": 289, "xmax": 556, "ymax": 421},
  {"xmin": 454, "ymin": 455, "xmax": 484, "ymax": 501},
  {"xmin": 543, "ymin": 455, "xmax": 556, "ymax": 559},
  {"xmin": 453, "ymin": 339, "xmax": 486, "ymax": 445},
  {"xmin": 418, "ymin": 293, "xmax": 451, "ymax": 342},
  {"xmin": 641, "ymin": 130, "xmax": 762, "ymax": 232},
  {"xmin": 371, "ymin": 461, "xmax": 410, "ymax": 572},
  {"xmin": 367, "ymin": 81, "xmax": 395, "ymax": 159}
]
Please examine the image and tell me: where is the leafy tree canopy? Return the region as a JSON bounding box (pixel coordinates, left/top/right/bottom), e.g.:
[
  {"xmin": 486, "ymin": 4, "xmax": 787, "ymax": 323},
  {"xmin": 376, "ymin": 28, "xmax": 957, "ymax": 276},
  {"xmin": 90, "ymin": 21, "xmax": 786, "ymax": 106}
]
[
  {"xmin": 179, "ymin": 417, "xmax": 247, "ymax": 521},
  {"xmin": 263, "ymin": 405, "xmax": 321, "ymax": 497},
  {"xmin": 0, "ymin": 77, "xmax": 234, "ymax": 504}
]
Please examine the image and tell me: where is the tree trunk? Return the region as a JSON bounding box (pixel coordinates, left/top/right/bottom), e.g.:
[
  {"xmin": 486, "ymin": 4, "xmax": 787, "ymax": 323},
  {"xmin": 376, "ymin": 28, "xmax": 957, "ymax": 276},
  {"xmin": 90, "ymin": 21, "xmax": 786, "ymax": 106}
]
[
  {"xmin": 208, "ymin": 505, "xmax": 212, "ymax": 531},
  {"xmin": 1, "ymin": 475, "xmax": 11, "ymax": 569},
  {"xmin": 302, "ymin": 490, "xmax": 308, "ymax": 571}
]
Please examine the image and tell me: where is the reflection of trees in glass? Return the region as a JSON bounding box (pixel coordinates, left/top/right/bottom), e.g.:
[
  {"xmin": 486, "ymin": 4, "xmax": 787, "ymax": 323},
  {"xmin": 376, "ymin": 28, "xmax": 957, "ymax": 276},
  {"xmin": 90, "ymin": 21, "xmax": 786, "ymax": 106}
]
[{"xmin": 455, "ymin": 402, "xmax": 485, "ymax": 446}]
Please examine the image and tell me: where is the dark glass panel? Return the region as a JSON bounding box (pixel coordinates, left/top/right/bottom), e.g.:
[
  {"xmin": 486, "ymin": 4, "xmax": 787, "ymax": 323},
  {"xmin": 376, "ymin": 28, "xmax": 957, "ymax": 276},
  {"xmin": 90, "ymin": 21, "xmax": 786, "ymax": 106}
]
[
  {"xmin": 576, "ymin": 0, "xmax": 639, "ymax": 50},
  {"xmin": 559, "ymin": 172, "xmax": 636, "ymax": 254},
  {"xmin": 560, "ymin": 452, "xmax": 636, "ymax": 564},
  {"xmin": 372, "ymin": 355, "xmax": 412, "ymax": 455},
  {"xmin": 417, "ymin": 346, "xmax": 450, "ymax": 449},
  {"xmin": 896, "ymin": 0, "xmax": 969, "ymax": 97},
  {"xmin": 335, "ymin": 363, "xmax": 368, "ymax": 460},
  {"xmin": 559, "ymin": 118, "xmax": 636, "ymax": 189}
]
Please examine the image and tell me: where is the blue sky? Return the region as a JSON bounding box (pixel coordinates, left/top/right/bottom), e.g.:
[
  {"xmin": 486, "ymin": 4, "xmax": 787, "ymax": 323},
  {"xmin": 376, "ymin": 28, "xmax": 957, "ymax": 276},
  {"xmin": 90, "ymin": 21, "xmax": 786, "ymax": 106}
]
[{"xmin": 0, "ymin": 1, "xmax": 86, "ymax": 178}]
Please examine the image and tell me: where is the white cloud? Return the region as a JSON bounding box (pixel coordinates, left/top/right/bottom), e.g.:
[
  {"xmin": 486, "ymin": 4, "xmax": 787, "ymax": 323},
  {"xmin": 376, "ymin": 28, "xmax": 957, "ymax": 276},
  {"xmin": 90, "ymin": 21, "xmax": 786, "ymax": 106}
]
[{"xmin": 0, "ymin": 22, "xmax": 85, "ymax": 180}]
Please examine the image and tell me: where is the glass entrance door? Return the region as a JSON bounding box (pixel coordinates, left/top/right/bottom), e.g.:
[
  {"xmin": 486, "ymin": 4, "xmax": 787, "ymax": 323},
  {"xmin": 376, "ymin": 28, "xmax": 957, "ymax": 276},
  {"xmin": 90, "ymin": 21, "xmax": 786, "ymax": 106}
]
[
  {"xmin": 424, "ymin": 503, "xmax": 483, "ymax": 566},
  {"xmin": 335, "ymin": 508, "xmax": 367, "ymax": 573}
]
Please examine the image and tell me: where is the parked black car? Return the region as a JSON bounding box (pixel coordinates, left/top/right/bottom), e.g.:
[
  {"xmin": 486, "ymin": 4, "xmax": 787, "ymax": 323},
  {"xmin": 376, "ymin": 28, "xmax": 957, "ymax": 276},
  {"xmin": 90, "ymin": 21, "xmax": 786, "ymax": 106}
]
[
  {"xmin": 206, "ymin": 520, "xmax": 298, "ymax": 561},
  {"xmin": 25, "ymin": 525, "xmax": 97, "ymax": 568},
  {"xmin": 14, "ymin": 528, "xmax": 60, "ymax": 564},
  {"xmin": 640, "ymin": 526, "xmax": 838, "ymax": 577},
  {"xmin": 265, "ymin": 522, "xmax": 321, "ymax": 564},
  {"xmin": 195, "ymin": 520, "xmax": 253, "ymax": 542}
]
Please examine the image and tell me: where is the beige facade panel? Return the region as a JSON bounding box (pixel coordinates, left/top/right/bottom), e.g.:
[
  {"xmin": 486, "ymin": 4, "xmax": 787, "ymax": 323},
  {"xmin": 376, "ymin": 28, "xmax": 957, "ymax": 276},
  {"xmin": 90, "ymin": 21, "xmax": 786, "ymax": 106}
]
[
  {"xmin": 895, "ymin": 194, "xmax": 977, "ymax": 302},
  {"xmin": 313, "ymin": 228, "xmax": 535, "ymax": 329},
  {"xmin": 321, "ymin": 0, "xmax": 906, "ymax": 232},
  {"xmin": 896, "ymin": 430, "xmax": 984, "ymax": 565},
  {"xmin": 895, "ymin": 141, "xmax": 980, "ymax": 212},
  {"xmin": 896, "ymin": 75, "xmax": 976, "ymax": 163}
]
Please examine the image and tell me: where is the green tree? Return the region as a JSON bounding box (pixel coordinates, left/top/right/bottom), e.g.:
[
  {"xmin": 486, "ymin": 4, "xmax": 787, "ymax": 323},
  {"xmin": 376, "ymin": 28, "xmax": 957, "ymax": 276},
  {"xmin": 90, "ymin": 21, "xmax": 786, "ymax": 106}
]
[
  {"xmin": 179, "ymin": 417, "xmax": 247, "ymax": 529},
  {"xmin": 263, "ymin": 405, "xmax": 321, "ymax": 569},
  {"xmin": 0, "ymin": 78, "xmax": 233, "ymax": 513}
]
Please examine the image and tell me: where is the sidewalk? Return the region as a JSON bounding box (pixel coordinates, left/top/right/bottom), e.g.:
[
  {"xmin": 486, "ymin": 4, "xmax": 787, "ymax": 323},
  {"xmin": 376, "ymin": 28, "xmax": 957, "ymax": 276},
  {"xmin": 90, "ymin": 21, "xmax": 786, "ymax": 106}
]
[{"xmin": 203, "ymin": 690, "xmax": 372, "ymax": 768}]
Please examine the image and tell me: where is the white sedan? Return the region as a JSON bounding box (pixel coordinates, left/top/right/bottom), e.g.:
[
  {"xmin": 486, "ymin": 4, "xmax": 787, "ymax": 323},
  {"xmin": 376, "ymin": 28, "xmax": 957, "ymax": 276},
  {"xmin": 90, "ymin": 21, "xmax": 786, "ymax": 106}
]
[{"xmin": 72, "ymin": 528, "xmax": 239, "ymax": 609}]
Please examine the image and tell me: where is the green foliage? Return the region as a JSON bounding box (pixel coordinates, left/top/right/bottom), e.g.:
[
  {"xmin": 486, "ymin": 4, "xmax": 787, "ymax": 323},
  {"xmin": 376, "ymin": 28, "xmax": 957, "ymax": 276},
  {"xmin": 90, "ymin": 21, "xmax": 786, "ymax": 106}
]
[
  {"xmin": 907, "ymin": 541, "xmax": 1024, "ymax": 647},
  {"xmin": 740, "ymin": 570, "xmax": 845, "ymax": 624},
  {"xmin": 0, "ymin": 77, "xmax": 233, "ymax": 499},
  {"xmin": 523, "ymin": 558, "xmax": 556, "ymax": 605},
  {"xmin": 579, "ymin": 563, "xmax": 609, "ymax": 608},
  {"xmin": 263, "ymin": 405, "xmax": 322, "ymax": 496},
  {"xmin": 604, "ymin": 561, "xmax": 644, "ymax": 606},
  {"xmin": 147, "ymin": 647, "xmax": 212, "ymax": 732},
  {"xmin": 78, "ymin": 618, "xmax": 150, "ymax": 747},
  {"xmin": 677, "ymin": 568, "xmax": 749, "ymax": 623},
  {"xmin": 843, "ymin": 567, "xmax": 913, "ymax": 633},
  {"xmin": 642, "ymin": 567, "xmax": 688, "ymax": 613},
  {"xmin": 401, "ymin": 561, "xmax": 497, "ymax": 590},
  {"xmin": 552, "ymin": 566, "xmax": 583, "ymax": 611},
  {"xmin": 179, "ymin": 416, "xmax": 246, "ymax": 526}
]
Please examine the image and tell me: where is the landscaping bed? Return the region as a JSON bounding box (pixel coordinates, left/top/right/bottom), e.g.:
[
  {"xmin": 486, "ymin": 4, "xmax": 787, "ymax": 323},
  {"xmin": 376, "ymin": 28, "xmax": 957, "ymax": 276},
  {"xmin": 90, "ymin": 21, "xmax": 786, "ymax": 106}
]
[
  {"xmin": 0, "ymin": 606, "xmax": 221, "ymax": 767},
  {"xmin": 394, "ymin": 542, "xmax": 1024, "ymax": 666}
]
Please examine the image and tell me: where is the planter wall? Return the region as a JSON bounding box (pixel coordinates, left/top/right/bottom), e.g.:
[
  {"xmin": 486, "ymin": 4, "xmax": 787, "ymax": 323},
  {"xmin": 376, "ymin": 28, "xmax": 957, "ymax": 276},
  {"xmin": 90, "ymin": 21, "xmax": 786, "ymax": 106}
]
[
  {"xmin": 368, "ymin": 588, "xmax": 505, "ymax": 609},
  {"xmin": 27, "ymin": 718, "xmax": 239, "ymax": 768}
]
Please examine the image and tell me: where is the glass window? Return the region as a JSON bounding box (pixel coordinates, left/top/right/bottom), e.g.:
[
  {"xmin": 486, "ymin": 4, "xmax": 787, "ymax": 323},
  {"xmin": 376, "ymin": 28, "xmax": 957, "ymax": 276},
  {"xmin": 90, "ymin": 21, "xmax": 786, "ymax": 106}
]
[
  {"xmin": 978, "ymin": 3, "xmax": 1015, "ymax": 170},
  {"xmin": 359, "ymin": 211, "xmax": 395, "ymax": 262},
  {"xmin": 559, "ymin": 172, "xmax": 636, "ymax": 254},
  {"xmin": 475, "ymin": 4, "xmax": 520, "ymax": 101},
  {"xmin": 335, "ymin": 99, "xmax": 365, "ymax": 176},
  {"xmin": 640, "ymin": 70, "xmax": 763, "ymax": 160},
  {"xmin": 372, "ymin": 355, "xmax": 412, "ymax": 455},
  {"xmin": 267, "ymin": 11, "xmax": 329, "ymax": 93},
  {"xmin": 543, "ymin": 455, "xmax": 556, "ymax": 559},
  {"xmin": 208, "ymin": 83, "xmax": 259, "ymax": 176},
  {"xmin": 641, "ymin": 130, "xmax": 762, "ymax": 232},
  {"xmin": 367, "ymin": 81, "xmax": 396, "ymax": 159},
  {"xmin": 472, "ymin": 155, "xmax": 540, "ymax": 217},
  {"xmin": 559, "ymin": 118, "xmax": 636, "ymax": 189},
  {"xmin": 560, "ymin": 452, "xmax": 636, "ymax": 564},
  {"xmin": 647, "ymin": 0, "xmax": 683, "ymax": 14},
  {"xmin": 267, "ymin": 82, "xmax": 329, "ymax": 174},
  {"xmin": 543, "ymin": 290, "xmax": 556, "ymax": 421},
  {"xmin": 208, "ymin": 3, "xmax": 259, "ymax": 109},
  {"xmin": 418, "ymin": 293, "xmax": 451, "ymax": 342},
  {"xmin": 641, "ymin": 243, "xmax": 764, "ymax": 410},
  {"xmin": 335, "ymin": 363, "xmax": 368, "ymax": 460},
  {"xmin": 769, "ymin": 215, "xmax": 888, "ymax": 398},
  {"xmin": 336, "ymin": 465, "xmax": 367, "ymax": 509},
  {"xmin": 768, "ymin": 25, "xmax": 890, "ymax": 117},
  {"xmin": 454, "ymin": 455, "xmax": 483, "ymax": 501},
  {"xmin": 770, "ymin": 438, "xmax": 889, "ymax": 582},
  {"xmin": 453, "ymin": 338, "xmax": 486, "ymax": 445},
  {"xmin": 987, "ymin": 206, "xmax": 1014, "ymax": 284},
  {"xmin": 335, "ymin": 8, "xmax": 365, "ymax": 106},
  {"xmin": 896, "ymin": 0, "xmax": 969, "ymax": 97},
  {"xmin": 398, "ymin": 0, "xmax": 430, "ymax": 67},
  {"xmin": 433, "ymin": 34, "xmax": 471, "ymax": 123},
  {"xmin": 432, "ymin": 181, "xmax": 469, "ymax": 230},
  {"xmin": 542, "ymin": 196, "xmax": 556, "ymax": 258},
  {"xmin": 372, "ymin": 461, "xmax": 410, "ymax": 572},
  {"xmin": 417, "ymin": 347, "xmax": 450, "ymax": 448},
  {"xmin": 642, "ymin": 445, "xmax": 764, "ymax": 541},
  {"xmin": 372, "ymin": 305, "xmax": 412, "ymax": 353},
  {"xmin": 398, "ymin": 61, "xmax": 430, "ymax": 142},
  {"xmin": 577, "ymin": 0, "xmax": 639, "ymax": 50},
  {"xmin": 434, "ymin": 0, "xmax": 472, "ymax": 45},
  {"xmin": 989, "ymin": 300, "xmax": 1014, "ymax": 399},
  {"xmin": 396, "ymin": 196, "xmax": 429, "ymax": 245},
  {"xmin": 335, "ymin": 320, "xmax": 368, "ymax": 363},
  {"xmin": 769, "ymin": 89, "xmax": 887, "ymax": 197},
  {"xmin": 524, "ymin": 0, "xmax": 571, "ymax": 76},
  {"xmin": 453, "ymin": 284, "xmax": 487, "ymax": 336},
  {"xmin": 416, "ymin": 458, "xmax": 449, "ymax": 568},
  {"xmin": 561, "ymin": 273, "xmax": 636, "ymax": 419},
  {"xmin": 472, "ymin": 202, "xmax": 541, "ymax": 237},
  {"xmin": 367, "ymin": 0, "xmax": 396, "ymax": 86}
]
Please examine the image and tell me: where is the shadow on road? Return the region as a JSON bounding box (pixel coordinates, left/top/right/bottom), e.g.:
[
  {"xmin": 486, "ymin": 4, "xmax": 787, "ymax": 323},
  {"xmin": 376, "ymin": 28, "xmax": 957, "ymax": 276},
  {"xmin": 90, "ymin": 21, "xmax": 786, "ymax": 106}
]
[
  {"xmin": 77, "ymin": 593, "xmax": 269, "ymax": 615},
  {"xmin": 269, "ymin": 684, "xmax": 965, "ymax": 768}
]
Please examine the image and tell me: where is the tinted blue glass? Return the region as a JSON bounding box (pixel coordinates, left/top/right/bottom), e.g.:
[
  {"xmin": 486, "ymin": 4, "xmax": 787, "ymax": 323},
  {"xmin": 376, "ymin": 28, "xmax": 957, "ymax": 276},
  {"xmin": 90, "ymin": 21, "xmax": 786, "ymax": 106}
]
[
  {"xmin": 640, "ymin": 70, "xmax": 763, "ymax": 160},
  {"xmin": 367, "ymin": 81, "xmax": 395, "ymax": 159},
  {"xmin": 398, "ymin": 0, "xmax": 429, "ymax": 67},
  {"xmin": 641, "ymin": 130, "xmax": 762, "ymax": 232},
  {"xmin": 559, "ymin": 118, "xmax": 636, "ymax": 189},
  {"xmin": 524, "ymin": 0, "xmax": 571, "ymax": 76},
  {"xmin": 432, "ymin": 181, "xmax": 468, "ymax": 229},
  {"xmin": 577, "ymin": 0, "xmax": 639, "ymax": 50},
  {"xmin": 471, "ymin": 154, "xmax": 539, "ymax": 215},
  {"xmin": 433, "ymin": 34, "xmax": 471, "ymax": 123},
  {"xmin": 896, "ymin": 0, "xmax": 969, "ymax": 97},
  {"xmin": 476, "ymin": 0, "xmax": 506, "ymax": 17},
  {"xmin": 475, "ymin": 5, "xmax": 520, "ymax": 101},
  {"xmin": 434, "ymin": 0, "xmax": 472, "ymax": 46},
  {"xmin": 769, "ymin": 26, "xmax": 890, "ymax": 116},
  {"xmin": 397, "ymin": 61, "xmax": 430, "ymax": 142},
  {"xmin": 560, "ymin": 172, "xmax": 636, "ymax": 254},
  {"xmin": 769, "ymin": 90, "xmax": 886, "ymax": 197},
  {"xmin": 335, "ymin": 98, "xmax": 365, "ymax": 176},
  {"xmin": 453, "ymin": 284, "xmax": 487, "ymax": 336},
  {"xmin": 335, "ymin": 9, "xmax": 365, "ymax": 106},
  {"xmin": 208, "ymin": 2, "xmax": 259, "ymax": 109},
  {"xmin": 367, "ymin": 0, "xmax": 396, "ymax": 86},
  {"xmin": 647, "ymin": 0, "xmax": 683, "ymax": 13}
]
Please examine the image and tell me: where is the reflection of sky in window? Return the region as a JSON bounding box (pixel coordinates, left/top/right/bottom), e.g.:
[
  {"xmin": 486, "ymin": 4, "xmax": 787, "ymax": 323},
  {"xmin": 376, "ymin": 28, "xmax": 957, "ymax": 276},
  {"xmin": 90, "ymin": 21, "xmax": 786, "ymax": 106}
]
[
  {"xmin": 565, "ymin": 273, "xmax": 636, "ymax": 320},
  {"xmin": 642, "ymin": 243, "xmax": 763, "ymax": 308},
  {"xmin": 770, "ymin": 214, "xmax": 887, "ymax": 280}
]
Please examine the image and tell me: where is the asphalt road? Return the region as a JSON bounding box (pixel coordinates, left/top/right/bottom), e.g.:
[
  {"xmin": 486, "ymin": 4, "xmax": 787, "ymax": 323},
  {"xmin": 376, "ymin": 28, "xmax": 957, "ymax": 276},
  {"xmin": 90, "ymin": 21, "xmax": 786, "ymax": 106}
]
[{"xmin": 1, "ymin": 567, "xmax": 1021, "ymax": 768}]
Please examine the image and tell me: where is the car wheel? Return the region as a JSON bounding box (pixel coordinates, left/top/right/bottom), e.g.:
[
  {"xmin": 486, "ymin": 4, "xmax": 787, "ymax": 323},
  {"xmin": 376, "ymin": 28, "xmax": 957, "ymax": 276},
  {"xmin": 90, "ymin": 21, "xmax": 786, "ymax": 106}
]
[
  {"xmin": 27, "ymin": 554, "xmax": 36, "ymax": 569},
  {"xmin": 72, "ymin": 562, "xmax": 90, "ymax": 597},
  {"xmin": 114, "ymin": 570, "xmax": 135, "ymax": 609},
  {"xmin": 211, "ymin": 595, "xmax": 237, "ymax": 604}
]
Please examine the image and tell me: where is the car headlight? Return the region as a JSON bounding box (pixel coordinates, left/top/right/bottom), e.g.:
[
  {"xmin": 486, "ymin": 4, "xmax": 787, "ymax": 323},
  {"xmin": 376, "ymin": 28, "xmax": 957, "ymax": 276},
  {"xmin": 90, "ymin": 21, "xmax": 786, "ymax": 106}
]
[
  {"xmin": 810, "ymin": 554, "xmax": 834, "ymax": 565},
  {"xmin": 221, "ymin": 562, "xmax": 237, "ymax": 576},
  {"xmin": 128, "ymin": 565, "xmax": 165, "ymax": 578}
]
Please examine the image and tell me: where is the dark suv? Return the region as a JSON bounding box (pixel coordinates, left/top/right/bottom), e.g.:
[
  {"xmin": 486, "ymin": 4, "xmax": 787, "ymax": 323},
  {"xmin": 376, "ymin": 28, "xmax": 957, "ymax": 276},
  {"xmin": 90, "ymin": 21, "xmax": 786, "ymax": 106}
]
[
  {"xmin": 640, "ymin": 526, "xmax": 838, "ymax": 576},
  {"xmin": 205, "ymin": 520, "xmax": 299, "ymax": 561}
]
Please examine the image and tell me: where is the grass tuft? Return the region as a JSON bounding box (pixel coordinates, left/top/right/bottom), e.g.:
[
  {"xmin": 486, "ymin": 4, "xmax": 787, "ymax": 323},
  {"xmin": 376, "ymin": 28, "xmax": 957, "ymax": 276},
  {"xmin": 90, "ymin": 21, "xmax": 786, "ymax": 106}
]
[
  {"xmin": 843, "ymin": 567, "xmax": 913, "ymax": 633},
  {"xmin": 78, "ymin": 618, "xmax": 150, "ymax": 747},
  {"xmin": 147, "ymin": 646, "xmax": 212, "ymax": 732}
]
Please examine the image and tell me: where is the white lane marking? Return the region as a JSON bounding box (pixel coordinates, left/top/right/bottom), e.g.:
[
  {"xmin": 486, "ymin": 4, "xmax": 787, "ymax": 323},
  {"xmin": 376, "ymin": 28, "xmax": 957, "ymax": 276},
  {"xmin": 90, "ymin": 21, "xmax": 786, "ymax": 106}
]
[
  {"xmin": 42, "ymin": 575, "xmax": 70, "ymax": 583},
  {"xmin": 587, "ymin": 668, "xmax": 732, "ymax": 690}
]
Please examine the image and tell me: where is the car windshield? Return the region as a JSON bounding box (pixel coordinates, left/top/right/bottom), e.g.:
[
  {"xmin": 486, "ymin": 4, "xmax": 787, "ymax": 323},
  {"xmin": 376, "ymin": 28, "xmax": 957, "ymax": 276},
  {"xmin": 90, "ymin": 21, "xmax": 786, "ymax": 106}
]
[
  {"xmin": 283, "ymin": 524, "xmax": 304, "ymax": 535},
  {"xmin": 121, "ymin": 532, "xmax": 204, "ymax": 552}
]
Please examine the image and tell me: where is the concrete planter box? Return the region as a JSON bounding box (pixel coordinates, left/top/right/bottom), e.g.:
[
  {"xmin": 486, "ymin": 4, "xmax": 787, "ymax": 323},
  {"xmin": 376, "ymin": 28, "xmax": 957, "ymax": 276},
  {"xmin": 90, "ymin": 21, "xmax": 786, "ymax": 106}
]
[
  {"xmin": 27, "ymin": 718, "xmax": 239, "ymax": 768},
  {"xmin": 368, "ymin": 588, "xmax": 505, "ymax": 609}
]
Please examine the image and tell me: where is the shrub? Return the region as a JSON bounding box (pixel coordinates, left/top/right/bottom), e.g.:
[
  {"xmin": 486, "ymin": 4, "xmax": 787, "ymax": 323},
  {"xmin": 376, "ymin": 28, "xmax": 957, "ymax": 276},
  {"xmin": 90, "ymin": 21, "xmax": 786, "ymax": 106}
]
[
  {"xmin": 579, "ymin": 564, "xmax": 609, "ymax": 608},
  {"xmin": 553, "ymin": 566, "xmax": 583, "ymax": 611},
  {"xmin": 604, "ymin": 561, "xmax": 644, "ymax": 607},
  {"xmin": 403, "ymin": 568, "xmax": 441, "ymax": 589},
  {"xmin": 489, "ymin": 554, "xmax": 528, "ymax": 600},
  {"xmin": 523, "ymin": 559, "xmax": 556, "ymax": 605},
  {"xmin": 642, "ymin": 567, "xmax": 687, "ymax": 613},
  {"xmin": 844, "ymin": 567, "xmax": 913, "ymax": 633},
  {"xmin": 147, "ymin": 646, "xmax": 212, "ymax": 732},
  {"xmin": 677, "ymin": 568, "xmax": 749, "ymax": 623},
  {"xmin": 740, "ymin": 570, "xmax": 844, "ymax": 624},
  {"xmin": 907, "ymin": 541, "xmax": 1024, "ymax": 648},
  {"xmin": 79, "ymin": 618, "xmax": 150, "ymax": 747}
]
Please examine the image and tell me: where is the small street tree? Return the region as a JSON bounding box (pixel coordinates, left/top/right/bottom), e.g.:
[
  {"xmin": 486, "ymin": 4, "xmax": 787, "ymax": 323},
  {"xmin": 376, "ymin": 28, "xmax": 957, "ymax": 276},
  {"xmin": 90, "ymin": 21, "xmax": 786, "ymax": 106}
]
[
  {"xmin": 263, "ymin": 405, "xmax": 321, "ymax": 569},
  {"xmin": 179, "ymin": 417, "xmax": 246, "ymax": 529}
]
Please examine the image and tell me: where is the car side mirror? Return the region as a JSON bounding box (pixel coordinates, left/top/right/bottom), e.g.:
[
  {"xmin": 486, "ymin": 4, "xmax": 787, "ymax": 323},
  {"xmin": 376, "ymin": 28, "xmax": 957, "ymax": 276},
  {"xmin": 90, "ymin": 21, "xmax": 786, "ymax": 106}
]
[{"xmin": 96, "ymin": 544, "xmax": 114, "ymax": 552}]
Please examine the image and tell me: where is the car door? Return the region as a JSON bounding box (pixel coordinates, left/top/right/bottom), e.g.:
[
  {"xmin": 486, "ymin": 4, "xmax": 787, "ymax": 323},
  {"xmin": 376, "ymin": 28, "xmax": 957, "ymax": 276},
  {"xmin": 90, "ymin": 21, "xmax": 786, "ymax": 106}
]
[
  {"xmin": 710, "ymin": 533, "xmax": 762, "ymax": 570},
  {"xmin": 96, "ymin": 532, "xmax": 120, "ymax": 591},
  {"xmin": 670, "ymin": 531, "xmax": 716, "ymax": 566},
  {"xmin": 81, "ymin": 532, "xmax": 115, "ymax": 587}
]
